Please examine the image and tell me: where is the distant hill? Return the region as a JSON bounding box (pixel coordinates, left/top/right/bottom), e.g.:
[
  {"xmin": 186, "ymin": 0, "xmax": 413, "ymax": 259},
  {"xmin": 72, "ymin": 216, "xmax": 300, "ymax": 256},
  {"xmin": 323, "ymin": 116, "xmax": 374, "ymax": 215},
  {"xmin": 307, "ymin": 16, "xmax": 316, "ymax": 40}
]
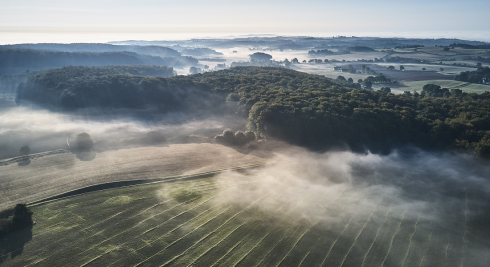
[
  {"xmin": 0, "ymin": 43, "xmax": 181, "ymax": 57},
  {"xmin": 0, "ymin": 48, "xmax": 198, "ymax": 75}
]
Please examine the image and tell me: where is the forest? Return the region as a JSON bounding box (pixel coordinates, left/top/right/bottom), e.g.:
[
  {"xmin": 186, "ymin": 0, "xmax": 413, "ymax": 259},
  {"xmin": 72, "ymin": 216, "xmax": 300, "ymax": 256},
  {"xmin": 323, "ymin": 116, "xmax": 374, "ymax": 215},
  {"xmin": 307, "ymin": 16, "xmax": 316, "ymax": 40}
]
[{"xmin": 16, "ymin": 66, "xmax": 490, "ymax": 157}]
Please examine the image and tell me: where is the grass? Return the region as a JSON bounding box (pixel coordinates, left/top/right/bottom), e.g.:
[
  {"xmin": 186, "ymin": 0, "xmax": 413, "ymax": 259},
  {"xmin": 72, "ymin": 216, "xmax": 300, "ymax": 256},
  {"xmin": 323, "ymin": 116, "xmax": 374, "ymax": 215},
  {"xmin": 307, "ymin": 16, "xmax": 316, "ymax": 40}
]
[
  {"xmin": 1, "ymin": 172, "xmax": 489, "ymax": 266},
  {"xmin": 0, "ymin": 143, "xmax": 266, "ymax": 210},
  {"xmin": 374, "ymin": 79, "xmax": 490, "ymax": 94}
]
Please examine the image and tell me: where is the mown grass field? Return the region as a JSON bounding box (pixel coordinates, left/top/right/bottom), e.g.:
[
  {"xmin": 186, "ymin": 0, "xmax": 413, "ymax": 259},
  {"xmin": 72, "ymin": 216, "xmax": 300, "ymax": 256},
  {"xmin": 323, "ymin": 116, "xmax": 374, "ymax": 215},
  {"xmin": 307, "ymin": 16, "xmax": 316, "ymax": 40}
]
[
  {"xmin": 0, "ymin": 144, "xmax": 266, "ymax": 210},
  {"xmin": 1, "ymin": 167, "xmax": 488, "ymax": 267},
  {"xmin": 380, "ymin": 80, "xmax": 490, "ymax": 94}
]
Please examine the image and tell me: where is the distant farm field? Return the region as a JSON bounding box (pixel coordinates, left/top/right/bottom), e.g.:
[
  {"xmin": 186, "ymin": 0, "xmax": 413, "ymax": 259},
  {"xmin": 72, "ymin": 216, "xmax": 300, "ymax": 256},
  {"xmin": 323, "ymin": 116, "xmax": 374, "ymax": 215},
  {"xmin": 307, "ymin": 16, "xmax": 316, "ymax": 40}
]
[
  {"xmin": 381, "ymin": 80, "xmax": 490, "ymax": 94},
  {"xmin": 1, "ymin": 167, "xmax": 488, "ymax": 267}
]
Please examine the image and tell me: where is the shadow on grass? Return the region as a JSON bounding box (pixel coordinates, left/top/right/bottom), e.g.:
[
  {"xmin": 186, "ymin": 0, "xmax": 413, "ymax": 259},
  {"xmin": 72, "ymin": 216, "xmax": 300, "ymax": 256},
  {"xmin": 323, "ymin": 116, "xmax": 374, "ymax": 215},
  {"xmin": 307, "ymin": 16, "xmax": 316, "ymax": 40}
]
[
  {"xmin": 74, "ymin": 150, "xmax": 96, "ymax": 161},
  {"xmin": 0, "ymin": 225, "xmax": 32, "ymax": 264},
  {"xmin": 17, "ymin": 157, "xmax": 31, "ymax": 166}
]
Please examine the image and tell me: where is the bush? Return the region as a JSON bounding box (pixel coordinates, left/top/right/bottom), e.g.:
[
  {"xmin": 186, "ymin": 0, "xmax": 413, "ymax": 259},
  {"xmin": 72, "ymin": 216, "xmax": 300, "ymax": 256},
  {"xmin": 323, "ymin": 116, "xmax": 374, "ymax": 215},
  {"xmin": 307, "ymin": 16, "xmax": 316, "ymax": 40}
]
[
  {"xmin": 214, "ymin": 129, "xmax": 256, "ymax": 146},
  {"xmin": 0, "ymin": 204, "xmax": 33, "ymax": 237}
]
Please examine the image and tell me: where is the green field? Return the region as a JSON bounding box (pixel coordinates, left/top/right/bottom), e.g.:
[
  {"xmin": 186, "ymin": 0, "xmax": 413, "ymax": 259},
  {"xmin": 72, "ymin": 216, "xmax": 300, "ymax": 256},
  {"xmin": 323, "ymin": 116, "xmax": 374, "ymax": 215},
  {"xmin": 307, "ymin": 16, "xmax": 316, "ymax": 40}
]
[
  {"xmin": 374, "ymin": 80, "xmax": 490, "ymax": 94},
  {"xmin": 1, "ymin": 170, "xmax": 488, "ymax": 267}
]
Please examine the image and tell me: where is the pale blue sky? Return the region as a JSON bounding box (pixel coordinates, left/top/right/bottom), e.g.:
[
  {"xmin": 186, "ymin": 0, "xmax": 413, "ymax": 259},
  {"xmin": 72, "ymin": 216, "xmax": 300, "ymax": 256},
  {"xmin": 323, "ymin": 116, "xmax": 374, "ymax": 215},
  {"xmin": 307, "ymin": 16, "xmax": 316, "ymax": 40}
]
[{"xmin": 0, "ymin": 0, "xmax": 489, "ymax": 43}]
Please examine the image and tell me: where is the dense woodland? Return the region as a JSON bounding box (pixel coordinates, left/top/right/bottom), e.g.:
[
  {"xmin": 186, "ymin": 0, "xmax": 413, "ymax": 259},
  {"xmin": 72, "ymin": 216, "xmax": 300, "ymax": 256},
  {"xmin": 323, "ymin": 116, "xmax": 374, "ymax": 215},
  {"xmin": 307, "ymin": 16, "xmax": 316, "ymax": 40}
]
[{"xmin": 16, "ymin": 66, "xmax": 490, "ymax": 157}]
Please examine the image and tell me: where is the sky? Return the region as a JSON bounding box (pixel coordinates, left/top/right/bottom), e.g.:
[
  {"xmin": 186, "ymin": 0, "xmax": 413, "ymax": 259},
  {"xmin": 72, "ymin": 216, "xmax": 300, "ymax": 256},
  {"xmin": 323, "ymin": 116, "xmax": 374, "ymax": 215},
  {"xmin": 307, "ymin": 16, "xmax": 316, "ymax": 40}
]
[{"xmin": 1, "ymin": 0, "xmax": 489, "ymax": 44}]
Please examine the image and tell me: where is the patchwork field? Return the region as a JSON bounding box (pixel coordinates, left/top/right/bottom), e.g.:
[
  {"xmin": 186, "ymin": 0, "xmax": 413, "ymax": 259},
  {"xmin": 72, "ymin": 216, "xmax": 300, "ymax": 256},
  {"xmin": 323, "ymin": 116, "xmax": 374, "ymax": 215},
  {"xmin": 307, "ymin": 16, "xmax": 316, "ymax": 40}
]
[{"xmin": 1, "ymin": 165, "xmax": 488, "ymax": 267}]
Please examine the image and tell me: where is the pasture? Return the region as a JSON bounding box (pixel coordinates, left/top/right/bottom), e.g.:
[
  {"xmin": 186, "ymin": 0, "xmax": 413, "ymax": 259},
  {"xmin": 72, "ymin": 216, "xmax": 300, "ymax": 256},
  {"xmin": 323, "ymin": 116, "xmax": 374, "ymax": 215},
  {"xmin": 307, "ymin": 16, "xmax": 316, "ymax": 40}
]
[
  {"xmin": 379, "ymin": 80, "xmax": 490, "ymax": 94},
  {"xmin": 0, "ymin": 144, "xmax": 266, "ymax": 210},
  {"xmin": 1, "ymin": 151, "xmax": 489, "ymax": 266}
]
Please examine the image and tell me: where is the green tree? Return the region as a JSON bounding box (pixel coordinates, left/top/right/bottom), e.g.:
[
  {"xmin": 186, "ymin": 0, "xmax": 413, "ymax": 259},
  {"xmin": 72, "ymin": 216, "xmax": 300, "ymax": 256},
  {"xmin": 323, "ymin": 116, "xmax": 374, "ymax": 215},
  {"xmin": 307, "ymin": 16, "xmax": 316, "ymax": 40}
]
[
  {"xmin": 439, "ymin": 68, "xmax": 444, "ymax": 72},
  {"xmin": 336, "ymin": 76, "xmax": 346, "ymax": 82},
  {"xmin": 399, "ymin": 65, "xmax": 405, "ymax": 71},
  {"xmin": 74, "ymin": 133, "xmax": 94, "ymax": 151},
  {"xmin": 387, "ymin": 66, "xmax": 395, "ymax": 71},
  {"xmin": 363, "ymin": 80, "xmax": 373, "ymax": 89}
]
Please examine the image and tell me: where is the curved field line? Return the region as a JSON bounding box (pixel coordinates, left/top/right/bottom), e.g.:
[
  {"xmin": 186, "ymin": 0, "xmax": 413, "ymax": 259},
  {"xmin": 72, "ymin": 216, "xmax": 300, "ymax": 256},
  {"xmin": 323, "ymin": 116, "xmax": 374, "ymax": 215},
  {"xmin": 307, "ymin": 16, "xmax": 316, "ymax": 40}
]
[
  {"xmin": 318, "ymin": 214, "xmax": 355, "ymax": 267},
  {"xmin": 445, "ymin": 233, "xmax": 450, "ymax": 263},
  {"xmin": 211, "ymin": 238, "xmax": 248, "ymax": 267},
  {"xmin": 76, "ymin": 195, "xmax": 211, "ymax": 256},
  {"xmin": 186, "ymin": 192, "xmax": 287, "ymax": 267},
  {"xmin": 275, "ymin": 189, "xmax": 351, "ymax": 267},
  {"xmin": 417, "ymin": 206, "xmax": 436, "ymax": 267},
  {"xmin": 84, "ymin": 204, "xmax": 232, "ymax": 267},
  {"xmin": 184, "ymin": 215, "xmax": 257, "ymax": 267},
  {"xmin": 380, "ymin": 210, "xmax": 407, "ymax": 267},
  {"xmin": 142, "ymin": 195, "xmax": 270, "ymax": 267},
  {"xmin": 401, "ymin": 214, "xmax": 421, "ymax": 267},
  {"xmin": 46, "ymin": 192, "xmax": 221, "ymax": 267},
  {"xmin": 235, "ymin": 195, "xmax": 313, "ymax": 267},
  {"xmin": 275, "ymin": 220, "xmax": 319, "ymax": 267},
  {"xmin": 361, "ymin": 205, "xmax": 393, "ymax": 267},
  {"xmin": 418, "ymin": 231, "xmax": 433, "ymax": 267},
  {"xmin": 251, "ymin": 224, "xmax": 303, "ymax": 267},
  {"xmin": 294, "ymin": 187, "xmax": 350, "ymax": 267},
  {"xmin": 317, "ymin": 191, "xmax": 361, "ymax": 267},
  {"xmin": 107, "ymin": 180, "xmax": 266, "ymax": 266},
  {"xmin": 106, "ymin": 203, "xmax": 225, "ymax": 267},
  {"xmin": 339, "ymin": 196, "xmax": 385, "ymax": 267},
  {"xmin": 460, "ymin": 190, "xmax": 468, "ymax": 267}
]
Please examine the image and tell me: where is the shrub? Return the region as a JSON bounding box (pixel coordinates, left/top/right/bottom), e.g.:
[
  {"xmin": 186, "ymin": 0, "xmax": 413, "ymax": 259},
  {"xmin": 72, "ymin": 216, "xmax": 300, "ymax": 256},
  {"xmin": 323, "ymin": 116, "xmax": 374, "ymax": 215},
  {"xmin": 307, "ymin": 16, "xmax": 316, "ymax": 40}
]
[
  {"xmin": 0, "ymin": 204, "xmax": 33, "ymax": 237},
  {"xmin": 214, "ymin": 129, "xmax": 257, "ymax": 146}
]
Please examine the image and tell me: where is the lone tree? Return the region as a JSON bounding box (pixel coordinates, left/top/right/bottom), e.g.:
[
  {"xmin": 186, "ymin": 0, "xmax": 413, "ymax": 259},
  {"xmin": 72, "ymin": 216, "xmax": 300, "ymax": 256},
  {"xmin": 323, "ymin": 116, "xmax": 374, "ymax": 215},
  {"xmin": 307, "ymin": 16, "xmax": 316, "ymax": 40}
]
[
  {"xmin": 19, "ymin": 145, "xmax": 31, "ymax": 157},
  {"xmin": 363, "ymin": 80, "xmax": 373, "ymax": 89},
  {"xmin": 74, "ymin": 133, "xmax": 94, "ymax": 151},
  {"xmin": 399, "ymin": 65, "xmax": 405, "ymax": 71}
]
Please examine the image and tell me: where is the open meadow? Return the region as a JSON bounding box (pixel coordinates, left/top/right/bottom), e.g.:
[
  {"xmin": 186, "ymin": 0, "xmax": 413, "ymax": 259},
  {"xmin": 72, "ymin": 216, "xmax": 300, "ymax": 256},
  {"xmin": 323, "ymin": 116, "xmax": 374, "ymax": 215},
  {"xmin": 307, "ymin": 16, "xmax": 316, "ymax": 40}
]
[
  {"xmin": 1, "ymin": 149, "xmax": 489, "ymax": 266},
  {"xmin": 0, "ymin": 144, "xmax": 267, "ymax": 210}
]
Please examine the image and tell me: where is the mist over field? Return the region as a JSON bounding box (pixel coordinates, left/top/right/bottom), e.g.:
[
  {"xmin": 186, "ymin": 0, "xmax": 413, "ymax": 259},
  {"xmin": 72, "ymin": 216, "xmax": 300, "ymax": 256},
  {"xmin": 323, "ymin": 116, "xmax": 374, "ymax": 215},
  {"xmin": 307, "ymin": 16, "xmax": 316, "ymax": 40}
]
[
  {"xmin": 0, "ymin": 96, "xmax": 246, "ymax": 160},
  {"xmin": 212, "ymin": 147, "xmax": 490, "ymax": 265}
]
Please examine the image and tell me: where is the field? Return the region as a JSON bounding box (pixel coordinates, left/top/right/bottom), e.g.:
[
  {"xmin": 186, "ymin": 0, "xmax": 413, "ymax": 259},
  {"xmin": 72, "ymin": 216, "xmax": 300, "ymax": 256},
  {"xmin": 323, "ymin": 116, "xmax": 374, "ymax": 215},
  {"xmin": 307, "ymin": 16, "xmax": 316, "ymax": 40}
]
[
  {"xmin": 1, "ymin": 164, "xmax": 489, "ymax": 267},
  {"xmin": 0, "ymin": 144, "xmax": 267, "ymax": 210},
  {"xmin": 376, "ymin": 80, "xmax": 490, "ymax": 94}
]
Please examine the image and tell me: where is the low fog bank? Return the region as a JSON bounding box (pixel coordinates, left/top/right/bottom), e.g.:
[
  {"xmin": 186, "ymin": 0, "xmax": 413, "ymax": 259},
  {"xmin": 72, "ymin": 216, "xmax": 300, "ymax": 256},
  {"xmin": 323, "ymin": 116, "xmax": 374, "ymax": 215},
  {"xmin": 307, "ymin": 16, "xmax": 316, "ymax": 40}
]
[
  {"xmin": 0, "ymin": 97, "xmax": 247, "ymax": 160},
  {"xmin": 212, "ymin": 147, "xmax": 490, "ymax": 262}
]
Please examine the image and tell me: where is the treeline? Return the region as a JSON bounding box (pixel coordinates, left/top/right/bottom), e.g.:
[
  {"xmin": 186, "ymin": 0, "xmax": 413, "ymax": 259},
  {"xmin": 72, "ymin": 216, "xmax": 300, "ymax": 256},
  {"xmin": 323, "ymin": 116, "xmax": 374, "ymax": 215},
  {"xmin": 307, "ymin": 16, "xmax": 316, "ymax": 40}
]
[
  {"xmin": 308, "ymin": 49, "xmax": 349, "ymax": 56},
  {"xmin": 0, "ymin": 204, "xmax": 33, "ymax": 237},
  {"xmin": 385, "ymin": 56, "xmax": 429, "ymax": 63},
  {"xmin": 345, "ymin": 46, "xmax": 376, "ymax": 52},
  {"xmin": 450, "ymin": 43, "xmax": 490, "ymax": 49},
  {"xmin": 16, "ymin": 66, "xmax": 490, "ymax": 157},
  {"xmin": 455, "ymin": 67, "xmax": 490, "ymax": 83},
  {"xmin": 0, "ymin": 48, "xmax": 197, "ymax": 75}
]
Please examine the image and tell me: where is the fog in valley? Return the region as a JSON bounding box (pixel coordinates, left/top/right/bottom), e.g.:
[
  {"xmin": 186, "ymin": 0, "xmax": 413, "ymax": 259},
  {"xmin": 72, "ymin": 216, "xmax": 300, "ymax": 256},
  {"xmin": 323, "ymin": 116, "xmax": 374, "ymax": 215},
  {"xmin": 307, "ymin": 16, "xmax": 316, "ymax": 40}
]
[{"xmin": 0, "ymin": 96, "xmax": 246, "ymax": 160}]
